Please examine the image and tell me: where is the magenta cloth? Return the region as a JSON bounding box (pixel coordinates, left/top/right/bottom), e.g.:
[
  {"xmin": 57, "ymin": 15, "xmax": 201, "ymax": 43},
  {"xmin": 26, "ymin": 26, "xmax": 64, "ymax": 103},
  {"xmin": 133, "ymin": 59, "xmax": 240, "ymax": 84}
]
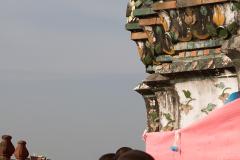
[{"xmin": 145, "ymin": 99, "xmax": 240, "ymax": 160}]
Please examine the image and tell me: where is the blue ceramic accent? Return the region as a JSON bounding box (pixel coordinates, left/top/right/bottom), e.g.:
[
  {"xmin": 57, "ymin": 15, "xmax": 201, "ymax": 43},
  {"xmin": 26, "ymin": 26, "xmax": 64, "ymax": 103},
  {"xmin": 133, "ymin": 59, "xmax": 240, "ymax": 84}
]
[
  {"xmin": 225, "ymin": 91, "xmax": 240, "ymax": 104},
  {"xmin": 170, "ymin": 145, "xmax": 178, "ymax": 152}
]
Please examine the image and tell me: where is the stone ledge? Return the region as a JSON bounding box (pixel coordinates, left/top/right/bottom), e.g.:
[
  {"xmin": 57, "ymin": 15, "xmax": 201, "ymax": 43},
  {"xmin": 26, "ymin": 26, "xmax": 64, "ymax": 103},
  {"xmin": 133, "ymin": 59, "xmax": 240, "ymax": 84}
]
[
  {"xmin": 152, "ymin": 0, "xmax": 236, "ymax": 10},
  {"xmin": 147, "ymin": 54, "xmax": 233, "ymax": 74}
]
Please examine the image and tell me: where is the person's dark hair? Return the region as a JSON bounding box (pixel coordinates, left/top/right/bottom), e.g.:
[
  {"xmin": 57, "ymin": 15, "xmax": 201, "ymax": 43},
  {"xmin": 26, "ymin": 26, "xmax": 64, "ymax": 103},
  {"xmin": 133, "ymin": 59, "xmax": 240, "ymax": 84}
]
[
  {"xmin": 115, "ymin": 147, "xmax": 132, "ymax": 160},
  {"xmin": 117, "ymin": 150, "xmax": 154, "ymax": 160},
  {"xmin": 99, "ymin": 153, "xmax": 116, "ymax": 160}
]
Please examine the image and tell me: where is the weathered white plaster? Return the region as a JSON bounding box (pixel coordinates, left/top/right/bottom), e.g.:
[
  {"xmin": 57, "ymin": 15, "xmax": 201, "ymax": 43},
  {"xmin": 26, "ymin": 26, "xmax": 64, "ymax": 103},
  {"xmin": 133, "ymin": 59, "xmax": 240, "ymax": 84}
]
[
  {"xmin": 224, "ymin": 3, "xmax": 236, "ymax": 25},
  {"xmin": 175, "ymin": 76, "xmax": 238, "ymax": 128}
]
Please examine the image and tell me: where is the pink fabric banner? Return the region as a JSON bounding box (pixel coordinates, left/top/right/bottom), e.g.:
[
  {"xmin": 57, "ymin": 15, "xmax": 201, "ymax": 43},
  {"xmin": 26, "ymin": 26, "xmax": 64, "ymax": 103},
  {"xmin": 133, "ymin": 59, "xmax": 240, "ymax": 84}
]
[{"xmin": 145, "ymin": 99, "xmax": 240, "ymax": 160}]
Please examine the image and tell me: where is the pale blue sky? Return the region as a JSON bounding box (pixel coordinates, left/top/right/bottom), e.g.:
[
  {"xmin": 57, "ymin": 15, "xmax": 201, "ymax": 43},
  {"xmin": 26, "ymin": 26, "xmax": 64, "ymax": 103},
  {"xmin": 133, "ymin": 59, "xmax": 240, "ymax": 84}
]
[{"xmin": 0, "ymin": 1, "xmax": 148, "ymax": 160}]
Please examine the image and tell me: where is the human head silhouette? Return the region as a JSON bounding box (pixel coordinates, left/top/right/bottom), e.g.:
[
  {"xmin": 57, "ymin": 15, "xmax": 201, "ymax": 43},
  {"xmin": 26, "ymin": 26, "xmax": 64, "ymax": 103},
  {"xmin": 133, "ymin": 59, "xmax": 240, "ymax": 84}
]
[
  {"xmin": 117, "ymin": 150, "xmax": 154, "ymax": 160},
  {"xmin": 115, "ymin": 147, "xmax": 132, "ymax": 160},
  {"xmin": 99, "ymin": 153, "xmax": 115, "ymax": 160}
]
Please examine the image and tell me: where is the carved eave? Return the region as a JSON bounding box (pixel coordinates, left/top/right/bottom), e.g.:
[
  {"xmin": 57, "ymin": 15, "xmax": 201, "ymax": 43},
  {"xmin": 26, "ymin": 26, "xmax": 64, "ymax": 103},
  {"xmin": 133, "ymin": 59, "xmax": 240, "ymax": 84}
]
[
  {"xmin": 153, "ymin": 0, "xmax": 238, "ymax": 10},
  {"xmin": 134, "ymin": 83, "xmax": 155, "ymax": 95},
  {"xmin": 147, "ymin": 54, "xmax": 233, "ymax": 74},
  {"xmin": 143, "ymin": 73, "xmax": 170, "ymax": 87},
  {"xmin": 126, "ymin": 0, "xmax": 240, "ymax": 74}
]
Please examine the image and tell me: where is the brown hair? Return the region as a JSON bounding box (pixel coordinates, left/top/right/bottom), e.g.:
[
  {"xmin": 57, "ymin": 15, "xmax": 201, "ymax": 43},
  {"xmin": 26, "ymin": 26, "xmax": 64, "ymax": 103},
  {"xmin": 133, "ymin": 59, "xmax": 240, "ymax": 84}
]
[
  {"xmin": 99, "ymin": 153, "xmax": 116, "ymax": 160},
  {"xmin": 117, "ymin": 150, "xmax": 154, "ymax": 160},
  {"xmin": 115, "ymin": 147, "xmax": 132, "ymax": 160}
]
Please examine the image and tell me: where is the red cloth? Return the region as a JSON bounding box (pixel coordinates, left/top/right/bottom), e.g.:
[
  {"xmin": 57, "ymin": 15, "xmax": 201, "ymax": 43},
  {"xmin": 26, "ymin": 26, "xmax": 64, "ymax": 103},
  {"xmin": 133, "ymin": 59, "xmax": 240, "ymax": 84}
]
[{"xmin": 145, "ymin": 99, "xmax": 240, "ymax": 160}]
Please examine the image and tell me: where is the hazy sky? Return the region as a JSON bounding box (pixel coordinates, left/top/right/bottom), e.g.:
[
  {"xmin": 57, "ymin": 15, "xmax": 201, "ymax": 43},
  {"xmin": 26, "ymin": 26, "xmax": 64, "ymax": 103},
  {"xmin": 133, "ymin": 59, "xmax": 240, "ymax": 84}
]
[{"xmin": 0, "ymin": 1, "xmax": 148, "ymax": 160}]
